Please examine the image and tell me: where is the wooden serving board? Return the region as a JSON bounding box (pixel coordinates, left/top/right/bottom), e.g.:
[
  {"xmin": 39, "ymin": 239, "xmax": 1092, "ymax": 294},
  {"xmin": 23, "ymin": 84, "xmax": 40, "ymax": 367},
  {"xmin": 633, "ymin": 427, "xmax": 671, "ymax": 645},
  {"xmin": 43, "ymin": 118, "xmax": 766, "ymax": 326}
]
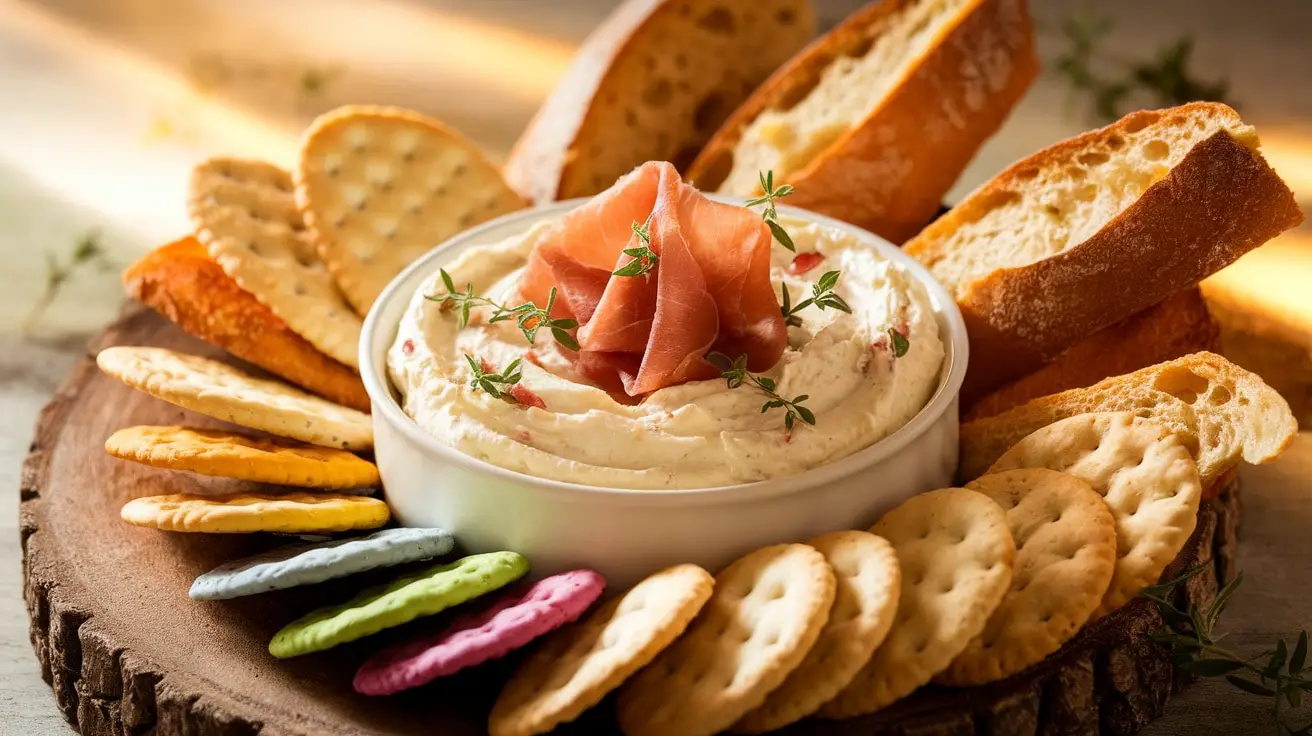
[{"xmin": 21, "ymin": 305, "xmax": 1238, "ymax": 736}]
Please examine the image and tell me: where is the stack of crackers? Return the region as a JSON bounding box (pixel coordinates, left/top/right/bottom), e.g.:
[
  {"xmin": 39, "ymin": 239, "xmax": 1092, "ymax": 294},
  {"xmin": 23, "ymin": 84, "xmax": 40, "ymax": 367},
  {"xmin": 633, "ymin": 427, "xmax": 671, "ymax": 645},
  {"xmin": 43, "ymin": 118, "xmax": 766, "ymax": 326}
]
[
  {"xmin": 100, "ymin": 105, "xmax": 527, "ymax": 536},
  {"xmin": 480, "ymin": 409, "xmax": 1213, "ymax": 735}
]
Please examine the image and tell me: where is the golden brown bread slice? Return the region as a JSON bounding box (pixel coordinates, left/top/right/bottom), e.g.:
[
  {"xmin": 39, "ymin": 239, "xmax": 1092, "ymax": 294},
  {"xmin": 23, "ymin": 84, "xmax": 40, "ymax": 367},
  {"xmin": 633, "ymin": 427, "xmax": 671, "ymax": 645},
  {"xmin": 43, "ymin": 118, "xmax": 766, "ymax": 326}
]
[
  {"xmin": 686, "ymin": 0, "xmax": 1038, "ymax": 244},
  {"xmin": 123, "ymin": 238, "xmax": 371, "ymax": 412},
  {"xmin": 958, "ymin": 352, "xmax": 1297, "ymax": 489},
  {"xmin": 907, "ymin": 103, "xmax": 1304, "ymax": 403},
  {"xmin": 504, "ymin": 0, "xmax": 814, "ymax": 204},
  {"xmin": 965, "ymin": 287, "xmax": 1220, "ymax": 421}
]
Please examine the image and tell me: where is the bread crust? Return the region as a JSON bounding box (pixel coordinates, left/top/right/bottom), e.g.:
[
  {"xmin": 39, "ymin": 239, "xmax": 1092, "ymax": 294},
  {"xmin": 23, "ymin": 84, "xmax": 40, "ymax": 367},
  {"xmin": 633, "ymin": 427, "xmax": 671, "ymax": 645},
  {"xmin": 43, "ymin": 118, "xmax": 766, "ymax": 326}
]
[
  {"xmin": 505, "ymin": 0, "xmax": 814, "ymax": 204},
  {"xmin": 965, "ymin": 288, "xmax": 1221, "ymax": 421},
  {"xmin": 909, "ymin": 104, "xmax": 1304, "ymax": 402},
  {"xmin": 958, "ymin": 352, "xmax": 1298, "ymax": 493},
  {"xmin": 123, "ymin": 238, "xmax": 371, "ymax": 412},
  {"xmin": 687, "ymin": 0, "xmax": 1038, "ymax": 244}
]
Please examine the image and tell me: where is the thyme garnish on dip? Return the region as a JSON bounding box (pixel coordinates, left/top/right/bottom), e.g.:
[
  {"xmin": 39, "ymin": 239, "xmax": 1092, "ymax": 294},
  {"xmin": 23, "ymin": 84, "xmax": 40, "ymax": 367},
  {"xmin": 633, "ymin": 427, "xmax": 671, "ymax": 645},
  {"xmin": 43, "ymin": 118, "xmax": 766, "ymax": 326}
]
[
  {"xmin": 613, "ymin": 214, "xmax": 659, "ymax": 277},
  {"xmin": 465, "ymin": 354, "xmax": 523, "ymax": 399},
  {"xmin": 708, "ymin": 352, "xmax": 816, "ymax": 431},
  {"xmin": 887, "ymin": 326, "xmax": 910, "ymax": 358},
  {"xmin": 780, "ymin": 270, "xmax": 853, "ymax": 327},
  {"xmin": 746, "ymin": 170, "xmax": 797, "ymax": 252},
  {"xmin": 429, "ymin": 269, "xmax": 580, "ymax": 351}
]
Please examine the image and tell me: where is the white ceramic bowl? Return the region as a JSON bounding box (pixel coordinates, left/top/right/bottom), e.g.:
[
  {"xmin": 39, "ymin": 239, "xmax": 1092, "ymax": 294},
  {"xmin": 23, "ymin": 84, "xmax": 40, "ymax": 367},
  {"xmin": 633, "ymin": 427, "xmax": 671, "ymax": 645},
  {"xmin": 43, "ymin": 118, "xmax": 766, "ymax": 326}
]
[{"xmin": 361, "ymin": 199, "xmax": 968, "ymax": 588}]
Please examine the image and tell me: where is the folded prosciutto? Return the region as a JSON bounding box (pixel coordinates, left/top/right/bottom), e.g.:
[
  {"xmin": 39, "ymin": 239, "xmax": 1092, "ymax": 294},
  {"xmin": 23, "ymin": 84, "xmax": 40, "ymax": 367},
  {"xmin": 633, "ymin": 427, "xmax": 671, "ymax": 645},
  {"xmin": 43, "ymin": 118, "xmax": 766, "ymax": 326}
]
[{"xmin": 518, "ymin": 161, "xmax": 787, "ymax": 396}]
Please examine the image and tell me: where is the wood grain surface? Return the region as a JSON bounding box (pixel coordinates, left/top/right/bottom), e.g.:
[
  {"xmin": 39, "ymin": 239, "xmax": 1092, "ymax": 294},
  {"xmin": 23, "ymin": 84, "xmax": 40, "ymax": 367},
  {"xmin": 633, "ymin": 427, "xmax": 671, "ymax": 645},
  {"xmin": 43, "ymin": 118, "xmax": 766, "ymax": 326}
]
[{"xmin": 15, "ymin": 305, "xmax": 1265, "ymax": 736}]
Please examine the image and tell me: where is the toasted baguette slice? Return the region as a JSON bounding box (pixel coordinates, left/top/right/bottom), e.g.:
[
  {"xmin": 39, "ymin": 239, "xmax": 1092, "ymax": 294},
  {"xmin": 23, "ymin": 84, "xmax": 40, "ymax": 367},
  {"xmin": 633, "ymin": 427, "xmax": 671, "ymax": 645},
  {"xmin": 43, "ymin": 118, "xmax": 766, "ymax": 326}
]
[
  {"xmin": 959, "ymin": 352, "xmax": 1297, "ymax": 490},
  {"xmin": 123, "ymin": 238, "xmax": 370, "ymax": 412},
  {"xmin": 907, "ymin": 103, "xmax": 1304, "ymax": 402},
  {"xmin": 686, "ymin": 0, "xmax": 1038, "ymax": 244},
  {"xmin": 965, "ymin": 287, "xmax": 1220, "ymax": 420},
  {"xmin": 505, "ymin": 0, "xmax": 814, "ymax": 204}
]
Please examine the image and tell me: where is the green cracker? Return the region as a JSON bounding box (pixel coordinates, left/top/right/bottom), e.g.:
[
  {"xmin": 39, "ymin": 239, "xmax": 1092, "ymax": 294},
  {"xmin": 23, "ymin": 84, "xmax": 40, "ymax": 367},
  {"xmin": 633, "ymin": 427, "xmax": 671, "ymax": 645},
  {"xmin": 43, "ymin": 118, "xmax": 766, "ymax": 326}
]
[{"xmin": 269, "ymin": 551, "xmax": 528, "ymax": 658}]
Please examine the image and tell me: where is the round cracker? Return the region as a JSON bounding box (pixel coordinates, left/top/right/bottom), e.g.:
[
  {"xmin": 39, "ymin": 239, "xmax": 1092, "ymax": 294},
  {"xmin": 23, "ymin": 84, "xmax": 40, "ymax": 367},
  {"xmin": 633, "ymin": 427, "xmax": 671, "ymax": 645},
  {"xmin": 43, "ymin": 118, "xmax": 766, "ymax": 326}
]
[
  {"xmin": 96, "ymin": 347, "xmax": 372, "ymax": 450},
  {"xmin": 120, "ymin": 492, "xmax": 388, "ymax": 533},
  {"xmin": 296, "ymin": 105, "xmax": 524, "ymax": 315},
  {"xmin": 187, "ymin": 157, "xmax": 362, "ymax": 367},
  {"xmin": 105, "ymin": 426, "xmax": 380, "ymax": 489},
  {"xmin": 822, "ymin": 488, "xmax": 1014, "ymax": 719},
  {"xmin": 988, "ymin": 412, "xmax": 1202, "ymax": 618},
  {"xmin": 940, "ymin": 469, "xmax": 1117, "ymax": 685},
  {"xmin": 618, "ymin": 544, "xmax": 835, "ymax": 736},
  {"xmin": 489, "ymin": 564, "xmax": 713, "ymax": 736},
  {"xmin": 735, "ymin": 531, "xmax": 900, "ymax": 733}
]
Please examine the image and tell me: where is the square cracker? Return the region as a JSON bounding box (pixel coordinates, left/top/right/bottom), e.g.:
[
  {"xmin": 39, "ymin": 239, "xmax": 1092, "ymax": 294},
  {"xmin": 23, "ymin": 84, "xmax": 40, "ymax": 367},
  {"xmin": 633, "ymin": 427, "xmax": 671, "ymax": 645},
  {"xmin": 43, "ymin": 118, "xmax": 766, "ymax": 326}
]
[
  {"xmin": 987, "ymin": 412, "xmax": 1202, "ymax": 618},
  {"xmin": 822, "ymin": 488, "xmax": 1014, "ymax": 719},
  {"xmin": 489, "ymin": 564, "xmax": 713, "ymax": 736},
  {"xmin": 618, "ymin": 544, "xmax": 835, "ymax": 736},
  {"xmin": 187, "ymin": 157, "xmax": 363, "ymax": 368},
  {"xmin": 96, "ymin": 346, "xmax": 372, "ymax": 450},
  {"xmin": 296, "ymin": 105, "xmax": 525, "ymax": 315}
]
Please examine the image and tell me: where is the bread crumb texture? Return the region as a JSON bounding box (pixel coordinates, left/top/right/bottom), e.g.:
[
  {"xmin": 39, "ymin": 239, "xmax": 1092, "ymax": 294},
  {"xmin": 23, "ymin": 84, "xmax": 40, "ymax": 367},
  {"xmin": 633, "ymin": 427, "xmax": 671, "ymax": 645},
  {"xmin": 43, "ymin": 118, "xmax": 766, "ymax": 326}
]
[
  {"xmin": 912, "ymin": 104, "xmax": 1254, "ymax": 296},
  {"xmin": 718, "ymin": 0, "xmax": 1003, "ymax": 194}
]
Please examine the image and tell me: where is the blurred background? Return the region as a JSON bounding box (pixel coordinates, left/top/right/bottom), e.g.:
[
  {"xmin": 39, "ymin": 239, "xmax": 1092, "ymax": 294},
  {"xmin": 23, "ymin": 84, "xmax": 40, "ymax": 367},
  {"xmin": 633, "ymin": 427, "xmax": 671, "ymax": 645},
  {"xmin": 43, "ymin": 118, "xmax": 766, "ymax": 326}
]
[{"xmin": 0, "ymin": 0, "xmax": 1309, "ymax": 731}]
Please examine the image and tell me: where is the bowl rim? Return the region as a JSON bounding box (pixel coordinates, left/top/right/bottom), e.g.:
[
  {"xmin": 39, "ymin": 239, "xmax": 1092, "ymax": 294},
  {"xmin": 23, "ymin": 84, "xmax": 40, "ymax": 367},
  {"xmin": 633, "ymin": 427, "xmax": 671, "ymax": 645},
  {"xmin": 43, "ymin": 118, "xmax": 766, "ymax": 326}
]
[{"xmin": 360, "ymin": 196, "xmax": 969, "ymax": 500}]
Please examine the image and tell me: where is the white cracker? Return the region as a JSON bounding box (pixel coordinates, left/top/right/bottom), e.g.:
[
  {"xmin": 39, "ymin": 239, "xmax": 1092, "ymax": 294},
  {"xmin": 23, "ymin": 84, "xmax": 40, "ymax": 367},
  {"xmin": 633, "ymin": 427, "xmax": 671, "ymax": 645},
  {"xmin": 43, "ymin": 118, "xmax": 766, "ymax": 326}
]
[{"xmin": 97, "ymin": 346, "xmax": 372, "ymax": 450}]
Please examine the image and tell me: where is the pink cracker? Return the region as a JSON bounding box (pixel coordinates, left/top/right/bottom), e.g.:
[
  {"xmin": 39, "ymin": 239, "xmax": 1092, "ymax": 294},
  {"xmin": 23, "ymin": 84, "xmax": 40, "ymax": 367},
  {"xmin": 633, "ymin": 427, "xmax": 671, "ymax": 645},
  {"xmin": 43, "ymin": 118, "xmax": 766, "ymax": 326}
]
[{"xmin": 354, "ymin": 569, "xmax": 605, "ymax": 695}]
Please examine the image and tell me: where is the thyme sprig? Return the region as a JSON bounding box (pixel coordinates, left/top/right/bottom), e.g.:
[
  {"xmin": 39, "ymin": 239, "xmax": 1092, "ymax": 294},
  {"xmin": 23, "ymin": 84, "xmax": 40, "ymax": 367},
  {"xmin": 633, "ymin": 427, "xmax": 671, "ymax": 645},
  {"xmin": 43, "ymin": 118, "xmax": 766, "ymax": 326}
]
[
  {"xmin": 707, "ymin": 352, "xmax": 815, "ymax": 431},
  {"xmin": 780, "ymin": 270, "xmax": 852, "ymax": 327},
  {"xmin": 23, "ymin": 230, "xmax": 114, "ymax": 334},
  {"xmin": 464, "ymin": 354, "xmax": 523, "ymax": 400},
  {"xmin": 1053, "ymin": 13, "xmax": 1234, "ymax": 122},
  {"xmin": 1141, "ymin": 567, "xmax": 1312, "ymax": 734},
  {"xmin": 746, "ymin": 170, "xmax": 797, "ymax": 252},
  {"xmin": 429, "ymin": 269, "xmax": 579, "ymax": 351},
  {"xmin": 614, "ymin": 215, "xmax": 659, "ymax": 277}
]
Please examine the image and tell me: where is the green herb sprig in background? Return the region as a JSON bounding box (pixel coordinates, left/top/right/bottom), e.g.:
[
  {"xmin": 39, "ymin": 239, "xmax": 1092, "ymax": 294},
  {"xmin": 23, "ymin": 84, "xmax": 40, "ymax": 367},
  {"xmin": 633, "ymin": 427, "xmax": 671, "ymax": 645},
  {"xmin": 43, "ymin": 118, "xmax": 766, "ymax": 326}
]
[
  {"xmin": 1141, "ymin": 567, "xmax": 1312, "ymax": 735},
  {"xmin": 1053, "ymin": 13, "xmax": 1235, "ymax": 122},
  {"xmin": 23, "ymin": 231, "xmax": 114, "ymax": 334}
]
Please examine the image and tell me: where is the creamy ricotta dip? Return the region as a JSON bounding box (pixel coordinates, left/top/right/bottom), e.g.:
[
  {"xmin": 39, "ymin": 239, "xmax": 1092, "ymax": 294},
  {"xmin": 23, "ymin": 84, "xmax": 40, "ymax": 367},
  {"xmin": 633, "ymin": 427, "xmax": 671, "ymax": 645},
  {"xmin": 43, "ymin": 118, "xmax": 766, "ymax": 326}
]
[{"xmin": 388, "ymin": 216, "xmax": 945, "ymax": 490}]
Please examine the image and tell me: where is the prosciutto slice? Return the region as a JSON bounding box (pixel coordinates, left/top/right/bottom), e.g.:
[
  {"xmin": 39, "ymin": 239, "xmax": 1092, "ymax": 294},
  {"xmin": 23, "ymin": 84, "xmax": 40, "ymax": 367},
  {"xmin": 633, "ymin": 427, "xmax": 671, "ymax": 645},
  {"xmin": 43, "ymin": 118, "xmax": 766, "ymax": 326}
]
[{"xmin": 518, "ymin": 161, "xmax": 786, "ymax": 396}]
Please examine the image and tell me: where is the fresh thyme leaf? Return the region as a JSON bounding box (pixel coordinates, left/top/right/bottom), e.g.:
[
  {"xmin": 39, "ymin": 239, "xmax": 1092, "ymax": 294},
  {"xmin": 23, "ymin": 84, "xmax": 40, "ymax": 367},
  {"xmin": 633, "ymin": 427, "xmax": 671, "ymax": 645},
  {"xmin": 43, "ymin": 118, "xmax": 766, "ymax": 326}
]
[
  {"xmin": 889, "ymin": 327, "xmax": 910, "ymax": 358},
  {"xmin": 748, "ymin": 170, "xmax": 797, "ymax": 252},
  {"xmin": 710, "ymin": 351, "xmax": 815, "ymax": 430},
  {"xmin": 615, "ymin": 215, "xmax": 660, "ymax": 277},
  {"xmin": 465, "ymin": 354, "xmax": 524, "ymax": 401},
  {"xmin": 428, "ymin": 276, "xmax": 577, "ymax": 351},
  {"xmin": 780, "ymin": 270, "xmax": 848, "ymax": 327},
  {"xmin": 766, "ymin": 218, "xmax": 796, "ymax": 253}
]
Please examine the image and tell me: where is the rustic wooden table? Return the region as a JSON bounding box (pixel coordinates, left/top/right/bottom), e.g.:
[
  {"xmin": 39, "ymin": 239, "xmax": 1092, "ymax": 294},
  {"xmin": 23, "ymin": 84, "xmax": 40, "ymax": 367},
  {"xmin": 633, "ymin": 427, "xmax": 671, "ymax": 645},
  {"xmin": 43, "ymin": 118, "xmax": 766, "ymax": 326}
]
[{"xmin": 2, "ymin": 0, "xmax": 1309, "ymax": 733}]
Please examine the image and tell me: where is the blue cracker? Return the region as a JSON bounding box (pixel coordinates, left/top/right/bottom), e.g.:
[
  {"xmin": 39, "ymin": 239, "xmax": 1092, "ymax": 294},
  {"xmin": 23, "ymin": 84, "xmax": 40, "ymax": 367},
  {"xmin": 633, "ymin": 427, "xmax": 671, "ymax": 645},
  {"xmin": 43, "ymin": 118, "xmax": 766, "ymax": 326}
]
[{"xmin": 190, "ymin": 527, "xmax": 455, "ymax": 600}]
